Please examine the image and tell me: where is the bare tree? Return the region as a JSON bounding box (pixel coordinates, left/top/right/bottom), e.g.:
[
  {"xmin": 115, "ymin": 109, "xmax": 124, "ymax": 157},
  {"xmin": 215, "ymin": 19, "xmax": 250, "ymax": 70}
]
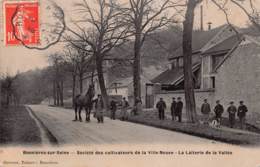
[
  {"xmin": 181, "ymin": 0, "xmax": 202, "ymax": 123},
  {"xmin": 211, "ymin": 0, "xmax": 260, "ymax": 32},
  {"xmin": 63, "ymin": 44, "xmax": 95, "ymax": 107},
  {"xmin": 120, "ymin": 0, "xmax": 181, "ymax": 102},
  {"xmin": 181, "ymin": 0, "xmax": 260, "ymax": 123},
  {"xmin": 49, "ymin": 53, "xmax": 66, "ymax": 106},
  {"xmin": 0, "ymin": 73, "xmax": 19, "ymax": 107},
  {"xmin": 65, "ymin": 0, "xmax": 131, "ymax": 107}
]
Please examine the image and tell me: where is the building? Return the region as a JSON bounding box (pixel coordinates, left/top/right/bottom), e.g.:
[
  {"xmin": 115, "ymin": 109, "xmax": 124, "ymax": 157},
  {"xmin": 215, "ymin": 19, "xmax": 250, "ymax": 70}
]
[
  {"xmin": 107, "ymin": 75, "xmax": 151, "ymax": 106},
  {"xmin": 150, "ymin": 24, "xmax": 260, "ymax": 114}
]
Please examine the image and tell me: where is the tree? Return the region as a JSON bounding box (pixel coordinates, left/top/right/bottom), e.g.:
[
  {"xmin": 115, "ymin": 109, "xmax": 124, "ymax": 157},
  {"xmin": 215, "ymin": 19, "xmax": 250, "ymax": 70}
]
[
  {"xmin": 182, "ymin": 0, "xmax": 202, "ymax": 123},
  {"xmin": 63, "ymin": 44, "xmax": 95, "ymax": 106},
  {"xmin": 121, "ymin": 0, "xmax": 180, "ymax": 103},
  {"xmin": 65, "ymin": 0, "xmax": 130, "ymax": 107},
  {"xmin": 181, "ymin": 0, "xmax": 260, "ymax": 123},
  {"xmin": 49, "ymin": 53, "xmax": 66, "ymax": 106},
  {"xmin": 0, "ymin": 73, "xmax": 19, "ymax": 107}
]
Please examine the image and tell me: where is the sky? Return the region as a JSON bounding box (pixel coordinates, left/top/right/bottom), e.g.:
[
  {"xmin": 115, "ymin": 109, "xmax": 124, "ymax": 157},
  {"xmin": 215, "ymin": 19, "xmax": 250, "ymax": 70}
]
[{"xmin": 0, "ymin": 0, "xmax": 259, "ymax": 75}]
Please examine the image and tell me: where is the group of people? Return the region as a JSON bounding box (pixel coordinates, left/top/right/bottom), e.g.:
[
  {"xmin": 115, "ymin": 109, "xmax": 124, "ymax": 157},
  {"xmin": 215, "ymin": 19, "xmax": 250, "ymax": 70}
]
[
  {"xmin": 156, "ymin": 97, "xmax": 184, "ymax": 122},
  {"xmin": 93, "ymin": 95, "xmax": 134, "ymax": 123},
  {"xmin": 156, "ymin": 97, "xmax": 248, "ymax": 129},
  {"xmin": 201, "ymin": 99, "xmax": 248, "ymax": 129}
]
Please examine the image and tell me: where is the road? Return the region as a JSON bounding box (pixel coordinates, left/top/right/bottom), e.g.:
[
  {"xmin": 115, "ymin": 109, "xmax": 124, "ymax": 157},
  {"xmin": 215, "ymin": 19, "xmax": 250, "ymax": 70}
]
[{"xmin": 28, "ymin": 105, "xmax": 224, "ymax": 146}]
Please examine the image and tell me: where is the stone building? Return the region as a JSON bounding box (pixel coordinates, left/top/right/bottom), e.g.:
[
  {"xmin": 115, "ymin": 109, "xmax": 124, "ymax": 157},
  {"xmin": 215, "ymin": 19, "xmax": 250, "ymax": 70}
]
[{"xmin": 150, "ymin": 24, "xmax": 260, "ymax": 114}]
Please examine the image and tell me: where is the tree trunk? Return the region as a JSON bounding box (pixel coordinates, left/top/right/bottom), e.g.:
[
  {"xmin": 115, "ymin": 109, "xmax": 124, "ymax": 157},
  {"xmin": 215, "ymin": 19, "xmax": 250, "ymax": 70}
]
[
  {"xmin": 60, "ymin": 80, "xmax": 64, "ymax": 106},
  {"xmin": 72, "ymin": 74, "xmax": 76, "ymax": 107},
  {"xmin": 56, "ymin": 82, "xmax": 60, "ymax": 106},
  {"xmin": 96, "ymin": 53, "xmax": 109, "ymax": 108},
  {"xmin": 133, "ymin": 30, "xmax": 142, "ymax": 104},
  {"xmin": 182, "ymin": 0, "xmax": 198, "ymax": 123},
  {"xmin": 53, "ymin": 80, "xmax": 57, "ymax": 105},
  {"xmin": 79, "ymin": 72, "xmax": 83, "ymax": 94}
]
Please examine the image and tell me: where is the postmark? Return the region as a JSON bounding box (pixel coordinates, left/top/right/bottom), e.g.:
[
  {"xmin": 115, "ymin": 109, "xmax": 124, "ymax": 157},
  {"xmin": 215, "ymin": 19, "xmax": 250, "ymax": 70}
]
[{"xmin": 3, "ymin": 0, "xmax": 40, "ymax": 45}]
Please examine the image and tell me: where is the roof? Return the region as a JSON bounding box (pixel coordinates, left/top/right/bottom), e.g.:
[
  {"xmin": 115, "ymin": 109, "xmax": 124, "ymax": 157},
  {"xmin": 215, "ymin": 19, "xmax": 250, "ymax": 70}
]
[
  {"xmin": 169, "ymin": 25, "xmax": 227, "ymax": 60},
  {"xmin": 168, "ymin": 24, "xmax": 260, "ymax": 60},
  {"xmin": 213, "ymin": 35, "xmax": 260, "ymax": 72},
  {"xmin": 151, "ymin": 63, "xmax": 200, "ymax": 85},
  {"xmin": 202, "ymin": 35, "xmax": 242, "ymax": 55}
]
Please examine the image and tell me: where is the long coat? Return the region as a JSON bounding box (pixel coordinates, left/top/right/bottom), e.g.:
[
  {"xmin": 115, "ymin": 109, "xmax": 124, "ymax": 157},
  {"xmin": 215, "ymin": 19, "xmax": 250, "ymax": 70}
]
[
  {"xmin": 94, "ymin": 98, "xmax": 104, "ymax": 117},
  {"xmin": 171, "ymin": 101, "xmax": 177, "ymax": 116},
  {"xmin": 156, "ymin": 101, "xmax": 166, "ymax": 112},
  {"xmin": 214, "ymin": 104, "xmax": 224, "ymax": 118},
  {"xmin": 237, "ymin": 105, "xmax": 248, "ymax": 118},
  {"xmin": 201, "ymin": 103, "xmax": 211, "ymax": 115},
  {"xmin": 175, "ymin": 101, "xmax": 183, "ymax": 116}
]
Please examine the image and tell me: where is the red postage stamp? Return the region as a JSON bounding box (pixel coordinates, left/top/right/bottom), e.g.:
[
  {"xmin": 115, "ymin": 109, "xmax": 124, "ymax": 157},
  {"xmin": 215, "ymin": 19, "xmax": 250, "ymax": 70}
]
[{"xmin": 4, "ymin": 1, "xmax": 40, "ymax": 45}]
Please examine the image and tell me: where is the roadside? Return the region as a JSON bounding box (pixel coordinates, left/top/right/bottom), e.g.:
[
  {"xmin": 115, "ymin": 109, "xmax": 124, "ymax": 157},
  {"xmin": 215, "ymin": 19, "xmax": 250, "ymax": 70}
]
[
  {"xmin": 0, "ymin": 106, "xmax": 41, "ymax": 145},
  {"xmin": 120, "ymin": 109, "xmax": 260, "ymax": 146}
]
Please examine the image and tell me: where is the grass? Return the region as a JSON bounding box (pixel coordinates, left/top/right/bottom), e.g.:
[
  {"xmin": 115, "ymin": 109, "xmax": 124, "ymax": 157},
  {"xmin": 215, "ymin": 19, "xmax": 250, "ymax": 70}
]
[
  {"xmin": 112, "ymin": 109, "xmax": 260, "ymax": 146},
  {"xmin": 0, "ymin": 105, "xmax": 41, "ymax": 146}
]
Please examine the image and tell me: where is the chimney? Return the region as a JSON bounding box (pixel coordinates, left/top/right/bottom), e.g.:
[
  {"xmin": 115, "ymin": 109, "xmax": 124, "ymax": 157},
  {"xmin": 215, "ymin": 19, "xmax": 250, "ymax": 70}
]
[
  {"xmin": 207, "ymin": 22, "xmax": 212, "ymax": 30},
  {"xmin": 200, "ymin": 5, "xmax": 204, "ymax": 31}
]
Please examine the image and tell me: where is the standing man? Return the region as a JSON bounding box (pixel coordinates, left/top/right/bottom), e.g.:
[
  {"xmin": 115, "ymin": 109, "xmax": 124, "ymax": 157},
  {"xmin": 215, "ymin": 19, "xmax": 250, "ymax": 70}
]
[
  {"xmin": 201, "ymin": 99, "xmax": 211, "ymax": 124},
  {"xmin": 110, "ymin": 99, "xmax": 117, "ymax": 120},
  {"xmin": 121, "ymin": 97, "xmax": 129, "ymax": 121},
  {"xmin": 94, "ymin": 94, "xmax": 104, "ymax": 123},
  {"xmin": 175, "ymin": 97, "xmax": 183, "ymax": 122},
  {"xmin": 156, "ymin": 98, "xmax": 166, "ymax": 120},
  {"xmin": 237, "ymin": 101, "xmax": 248, "ymax": 129},
  {"xmin": 227, "ymin": 101, "xmax": 237, "ymax": 128},
  {"xmin": 170, "ymin": 97, "xmax": 177, "ymax": 121},
  {"xmin": 214, "ymin": 100, "xmax": 224, "ymax": 124},
  {"xmin": 135, "ymin": 98, "xmax": 142, "ymax": 115}
]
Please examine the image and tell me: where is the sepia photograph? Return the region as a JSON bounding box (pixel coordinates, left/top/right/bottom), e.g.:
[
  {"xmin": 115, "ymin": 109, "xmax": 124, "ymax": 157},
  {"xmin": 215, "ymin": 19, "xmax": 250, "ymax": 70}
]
[{"xmin": 1, "ymin": 0, "xmax": 260, "ymax": 166}]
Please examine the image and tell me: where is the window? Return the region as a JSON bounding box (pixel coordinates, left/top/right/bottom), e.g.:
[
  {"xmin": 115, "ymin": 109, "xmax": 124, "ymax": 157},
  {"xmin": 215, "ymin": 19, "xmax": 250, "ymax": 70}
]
[
  {"xmin": 211, "ymin": 76, "xmax": 215, "ymax": 89},
  {"xmin": 212, "ymin": 53, "xmax": 225, "ymax": 71}
]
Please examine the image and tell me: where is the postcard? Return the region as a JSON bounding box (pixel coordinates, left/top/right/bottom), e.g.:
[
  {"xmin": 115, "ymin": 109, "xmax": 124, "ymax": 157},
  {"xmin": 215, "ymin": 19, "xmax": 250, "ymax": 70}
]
[{"xmin": 1, "ymin": 0, "xmax": 260, "ymax": 166}]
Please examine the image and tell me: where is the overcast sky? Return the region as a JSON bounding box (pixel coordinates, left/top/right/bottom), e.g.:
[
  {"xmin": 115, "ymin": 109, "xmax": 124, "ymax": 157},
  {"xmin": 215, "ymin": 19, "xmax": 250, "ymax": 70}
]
[{"xmin": 0, "ymin": 0, "xmax": 259, "ymax": 75}]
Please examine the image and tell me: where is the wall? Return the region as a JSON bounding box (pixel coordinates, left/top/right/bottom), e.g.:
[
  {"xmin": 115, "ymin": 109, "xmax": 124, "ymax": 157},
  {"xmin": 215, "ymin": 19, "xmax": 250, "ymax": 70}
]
[
  {"xmin": 108, "ymin": 87, "xmax": 128, "ymax": 99},
  {"xmin": 155, "ymin": 89, "xmax": 215, "ymax": 113},
  {"xmin": 214, "ymin": 41, "xmax": 260, "ymax": 113},
  {"xmin": 154, "ymin": 40, "xmax": 260, "ymax": 116}
]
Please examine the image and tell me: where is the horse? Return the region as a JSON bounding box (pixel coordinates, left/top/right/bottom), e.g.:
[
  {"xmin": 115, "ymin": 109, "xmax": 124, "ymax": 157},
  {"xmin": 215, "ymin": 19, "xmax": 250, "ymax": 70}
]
[{"xmin": 73, "ymin": 84, "xmax": 95, "ymax": 122}]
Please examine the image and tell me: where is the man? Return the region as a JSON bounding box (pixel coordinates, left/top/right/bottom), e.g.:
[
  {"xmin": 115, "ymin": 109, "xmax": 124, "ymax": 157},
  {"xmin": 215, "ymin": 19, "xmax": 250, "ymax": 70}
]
[
  {"xmin": 156, "ymin": 98, "xmax": 166, "ymax": 120},
  {"xmin": 94, "ymin": 95, "xmax": 104, "ymax": 123},
  {"xmin": 175, "ymin": 97, "xmax": 183, "ymax": 122},
  {"xmin": 170, "ymin": 97, "xmax": 177, "ymax": 121},
  {"xmin": 214, "ymin": 100, "xmax": 224, "ymax": 124},
  {"xmin": 110, "ymin": 99, "xmax": 117, "ymax": 120},
  {"xmin": 135, "ymin": 98, "xmax": 142, "ymax": 115},
  {"xmin": 237, "ymin": 101, "xmax": 248, "ymax": 129},
  {"xmin": 121, "ymin": 97, "xmax": 129, "ymax": 121},
  {"xmin": 201, "ymin": 99, "xmax": 211, "ymax": 124},
  {"xmin": 227, "ymin": 101, "xmax": 237, "ymax": 128}
]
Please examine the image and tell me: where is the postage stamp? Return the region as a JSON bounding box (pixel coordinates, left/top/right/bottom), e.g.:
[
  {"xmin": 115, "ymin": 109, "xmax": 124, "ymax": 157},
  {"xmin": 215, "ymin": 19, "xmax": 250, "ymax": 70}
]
[{"xmin": 3, "ymin": 1, "xmax": 40, "ymax": 45}]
